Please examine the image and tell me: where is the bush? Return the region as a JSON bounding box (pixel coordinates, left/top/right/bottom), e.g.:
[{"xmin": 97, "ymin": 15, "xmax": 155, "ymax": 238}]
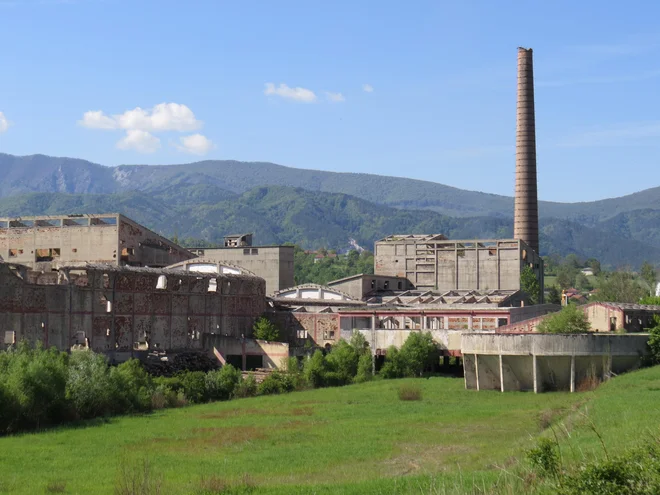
[
  {"xmin": 285, "ymin": 357, "xmax": 308, "ymax": 391},
  {"xmin": 537, "ymin": 304, "xmax": 591, "ymax": 334},
  {"xmin": 252, "ymin": 316, "xmax": 280, "ymax": 341},
  {"xmin": 234, "ymin": 375, "xmax": 258, "ymax": 398},
  {"xmin": 381, "ymin": 332, "xmax": 439, "ymax": 379},
  {"xmin": 527, "ymin": 437, "xmax": 560, "ymax": 478},
  {"xmin": 303, "ymin": 350, "xmax": 329, "ymax": 388},
  {"xmin": 110, "ymin": 359, "xmax": 153, "ymax": 412},
  {"xmin": 205, "ymin": 365, "xmax": 241, "ymax": 401},
  {"xmin": 397, "ymin": 383, "xmax": 422, "ymax": 401},
  {"xmin": 646, "ymin": 315, "xmax": 660, "ymax": 364},
  {"xmin": 354, "ymin": 353, "xmax": 373, "ymax": 383},
  {"xmin": 325, "ymin": 340, "xmax": 359, "ymax": 385},
  {"xmin": 177, "ymin": 371, "xmax": 208, "ymax": 404},
  {"xmin": 66, "ymin": 351, "xmax": 116, "ymax": 419},
  {"xmin": 257, "ymin": 371, "xmax": 294, "ymax": 396}
]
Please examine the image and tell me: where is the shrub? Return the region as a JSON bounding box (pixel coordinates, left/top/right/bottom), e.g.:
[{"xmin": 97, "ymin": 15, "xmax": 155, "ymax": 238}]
[
  {"xmin": 110, "ymin": 359, "xmax": 154, "ymax": 412},
  {"xmin": 3, "ymin": 342, "xmax": 69, "ymax": 429},
  {"xmin": 205, "ymin": 365, "xmax": 241, "ymax": 401},
  {"xmin": 381, "ymin": 332, "xmax": 439, "ymax": 379},
  {"xmin": 354, "ymin": 353, "xmax": 373, "ymax": 383},
  {"xmin": 325, "ymin": 340, "xmax": 359, "ymax": 385},
  {"xmin": 537, "ymin": 304, "xmax": 591, "ymax": 334},
  {"xmin": 257, "ymin": 371, "xmax": 294, "ymax": 396},
  {"xmin": 177, "ymin": 371, "xmax": 208, "ymax": 403},
  {"xmin": 397, "ymin": 383, "xmax": 422, "ymax": 401},
  {"xmin": 66, "ymin": 351, "xmax": 116, "ymax": 419},
  {"xmin": 527, "ymin": 437, "xmax": 560, "ymax": 478},
  {"xmin": 234, "ymin": 375, "xmax": 258, "ymax": 398},
  {"xmin": 285, "ymin": 357, "xmax": 308, "ymax": 391},
  {"xmin": 646, "ymin": 315, "xmax": 660, "ymax": 364},
  {"xmin": 252, "ymin": 316, "xmax": 280, "ymax": 341},
  {"xmin": 303, "ymin": 350, "xmax": 329, "ymax": 388}
]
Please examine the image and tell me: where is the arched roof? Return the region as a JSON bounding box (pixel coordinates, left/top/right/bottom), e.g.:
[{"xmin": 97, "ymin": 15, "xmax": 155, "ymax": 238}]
[
  {"xmin": 272, "ymin": 284, "xmax": 357, "ymax": 302},
  {"xmin": 165, "ymin": 258, "xmax": 256, "ymax": 277}
]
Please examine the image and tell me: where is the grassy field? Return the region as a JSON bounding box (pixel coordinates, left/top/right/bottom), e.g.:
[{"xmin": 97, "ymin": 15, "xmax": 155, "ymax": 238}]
[{"xmin": 1, "ymin": 368, "xmax": 660, "ymax": 494}]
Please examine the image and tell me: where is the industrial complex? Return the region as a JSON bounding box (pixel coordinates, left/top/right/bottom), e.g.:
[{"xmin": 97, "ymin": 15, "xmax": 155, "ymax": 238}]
[{"xmin": 0, "ymin": 47, "xmax": 655, "ymax": 392}]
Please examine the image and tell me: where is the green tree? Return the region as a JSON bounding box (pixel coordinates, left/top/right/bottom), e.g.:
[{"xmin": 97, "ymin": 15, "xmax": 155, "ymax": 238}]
[
  {"xmin": 537, "ymin": 304, "xmax": 590, "ymax": 334},
  {"xmin": 645, "ymin": 315, "xmax": 660, "ymax": 364},
  {"xmin": 641, "ymin": 261, "xmax": 657, "ymax": 293},
  {"xmin": 586, "ymin": 258, "xmax": 601, "ymax": 276},
  {"xmin": 381, "ymin": 332, "xmax": 439, "ymax": 378},
  {"xmin": 591, "ymin": 271, "xmax": 646, "ymax": 304},
  {"xmin": 556, "ymin": 265, "xmax": 577, "ymax": 290},
  {"xmin": 252, "ymin": 316, "xmax": 280, "ymax": 341},
  {"xmin": 520, "ymin": 266, "xmax": 541, "ymax": 304},
  {"xmin": 547, "ymin": 286, "xmax": 562, "ymax": 305},
  {"xmin": 575, "ymin": 273, "xmax": 592, "ymax": 291}
]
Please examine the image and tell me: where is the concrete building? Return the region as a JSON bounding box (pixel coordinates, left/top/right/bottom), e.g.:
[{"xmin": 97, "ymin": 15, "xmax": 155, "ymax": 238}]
[
  {"xmin": 269, "ymin": 284, "xmax": 365, "ymax": 349},
  {"xmin": 326, "ymin": 273, "xmax": 414, "ymax": 301},
  {"xmin": 462, "ymin": 333, "xmax": 648, "ymax": 393},
  {"xmin": 188, "ymin": 245, "xmax": 294, "ymax": 296},
  {"xmin": 0, "ymin": 261, "xmax": 266, "ymax": 361},
  {"xmin": 375, "ymin": 236, "xmax": 543, "ymax": 297},
  {"xmin": 500, "ymin": 302, "xmax": 660, "ymax": 334},
  {"xmin": 0, "ymin": 213, "xmax": 193, "ymax": 270},
  {"xmin": 205, "ymin": 334, "xmax": 289, "ymax": 371}
]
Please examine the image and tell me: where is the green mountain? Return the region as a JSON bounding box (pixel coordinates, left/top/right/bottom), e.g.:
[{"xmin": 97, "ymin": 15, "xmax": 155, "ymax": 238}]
[{"xmin": 0, "ymin": 186, "xmax": 658, "ymax": 268}]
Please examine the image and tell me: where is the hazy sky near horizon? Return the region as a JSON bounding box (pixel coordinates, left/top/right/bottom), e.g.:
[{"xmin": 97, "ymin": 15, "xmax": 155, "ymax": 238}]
[{"xmin": 1, "ymin": 0, "xmax": 659, "ymax": 202}]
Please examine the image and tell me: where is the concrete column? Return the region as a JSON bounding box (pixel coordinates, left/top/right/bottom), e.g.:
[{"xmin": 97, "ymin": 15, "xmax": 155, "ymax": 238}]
[
  {"xmin": 603, "ymin": 353, "xmax": 612, "ymax": 382},
  {"xmin": 475, "ymin": 354, "xmax": 480, "ymax": 391},
  {"xmin": 499, "ymin": 354, "xmax": 505, "ymax": 392},
  {"xmin": 371, "ymin": 314, "xmax": 376, "ymax": 376},
  {"xmin": 570, "ymin": 355, "xmax": 575, "ymax": 393},
  {"xmin": 532, "ymin": 354, "xmax": 538, "ymax": 394}
]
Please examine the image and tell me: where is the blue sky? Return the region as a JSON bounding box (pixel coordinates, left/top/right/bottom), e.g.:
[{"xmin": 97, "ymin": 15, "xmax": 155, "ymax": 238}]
[{"xmin": 0, "ymin": 0, "xmax": 659, "ymax": 202}]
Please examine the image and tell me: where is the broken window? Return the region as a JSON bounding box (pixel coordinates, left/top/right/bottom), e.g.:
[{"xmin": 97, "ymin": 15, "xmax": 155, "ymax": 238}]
[
  {"xmin": 251, "ymin": 248, "xmax": 259, "ymax": 255},
  {"xmin": 610, "ymin": 317, "xmax": 617, "ymax": 332},
  {"xmin": 35, "ymin": 248, "xmax": 60, "ymax": 262},
  {"xmin": 208, "ymin": 278, "xmax": 218, "ymax": 292},
  {"xmin": 243, "ymin": 248, "xmax": 250, "ymax": 255},
  {"xmin": 497, "ymin": 318, "xmax": 508, "ymax": 327},
  {"xmin": 4, "ymin": 331, "xmax": 15, "ymax": 345},
  {"xmin": 323, "ymin": 330, "xmax": 335, "ymax": 340},
  {"xmin": 371, "ymin": 280, "xmax": 375, "ymax": 289},
  {"xmin": 8, "ymin": 249, "xmax": 17, "ymax": 257},
  {"xmin": 156, "ymin": 275, "xmax": 167, "ymax": 290},
  {"xmin": 384, "ymin": 281, "xmax": 389, "ymax": 290},
  {"xmin": 397, "ymin": 281, "xmax": 402, "ymax": 290},
  {"xmin": 297, "ymin": 330, "xmax": 308, "ymax": 339}
]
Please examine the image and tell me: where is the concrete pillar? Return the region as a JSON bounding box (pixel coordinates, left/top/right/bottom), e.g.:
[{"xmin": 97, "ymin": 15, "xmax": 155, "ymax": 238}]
[
  {"xmin": 603, "ymin": 353, "xmax": 612, "ymax": 382},
  {"xmin": 532, "ymin": 354, "xmax": 538, "ymax": 394},
  {"xmin": 499, "ymin": 354, "xmax": 505, "ymax": 392},
  {"xmin": 475, "ymin": 354, "xmax": 480, "ymax": 391},
  {"xmin": 570, "ymin": 355, "xmax": 575, "ymax": 393},
  {"xmin": 371, "ymin": 314, "xmax": 376, "ymax": 376}
]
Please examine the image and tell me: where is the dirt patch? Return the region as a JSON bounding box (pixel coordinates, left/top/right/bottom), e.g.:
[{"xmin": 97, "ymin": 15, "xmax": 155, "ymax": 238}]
[
  {"xmin": 147, "ymin": 426, "xmax": 266, "ymax": 453},
  {"xmin": 198, "ymin": 408, "xmax": 272, "ymax": 420},
  {"xmin": 290, "ymin": 407, "xmax": 314, "ymax": 416},
  {"xmin": 384, "ymin": 443, "xmax": 476, "ymax": 476}
]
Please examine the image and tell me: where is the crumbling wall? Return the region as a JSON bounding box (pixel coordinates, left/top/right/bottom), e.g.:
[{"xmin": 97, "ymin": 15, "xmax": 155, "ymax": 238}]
[
  {"xmin": 269, "ymin": 311, "xmax": 340, "ymax": 348},
  {"xmin": 0, "ymin": 263, "xmax": 265, "ymax": 360}
]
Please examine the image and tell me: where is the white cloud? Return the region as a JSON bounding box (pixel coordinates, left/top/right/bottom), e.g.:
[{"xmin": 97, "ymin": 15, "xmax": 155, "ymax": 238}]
[
  {"xmin": 325, "ymin": 91, "xmax": 345, "ymax": 103},
  {"xmin": 116, "ymin": 129, "xmax": 161, "ymax": 153},
  {"xmin": 0, "ymin": 112, "xmax": 9, "ymax": 133},
  {"xmin": 79, "ymin": 103, "xmax": 202, "ymax": 132},
  {"xmin": 175, "ymin": 134, "xmax": 215, "ymax": 155},
  {"xmin": 264, "ymin": 83, "xmax": 317, "ymax": 103},
  {"xmin": 362, "ymin": 84, "xmax": 374, "ymax": 93}
]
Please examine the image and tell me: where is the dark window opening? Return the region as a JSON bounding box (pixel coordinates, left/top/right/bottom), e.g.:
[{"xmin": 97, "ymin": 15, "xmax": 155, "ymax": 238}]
[
  {"xmin": 251, "ymin": 248, "xmax": 259, "ymax": 255},
  {"xmin": 371, "ymin": 280, "xmax": 375, "ymax": 289},
  {"xmin": 8, "ymin": 249, "xmax": 17, "ymax": 257},
  {"xmin": 397, "ymin": 281, "xmax": 402, "ymax": 290},
  {"xmin": 243, "ymin": 248, "xmax": 250, "ymax": 255},
  {"xmin": 384, "ymin": 281, "xmax": 389, "ymax": 289},
  {"xmin": 35, "ymin": 248, "xmax": 61, "ymax": 262}
]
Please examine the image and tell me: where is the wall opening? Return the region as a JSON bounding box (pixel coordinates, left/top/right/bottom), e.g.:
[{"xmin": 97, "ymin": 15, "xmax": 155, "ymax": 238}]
[{"xmin": 156, "ymin": 275, "xmax": 167, "ymax": 290}]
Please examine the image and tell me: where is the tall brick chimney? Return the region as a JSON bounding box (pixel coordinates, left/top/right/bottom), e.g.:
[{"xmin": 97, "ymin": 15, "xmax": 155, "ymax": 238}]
[{"xmin": 514, "ymin": 47, "xmax": 539, "ymax": 254}]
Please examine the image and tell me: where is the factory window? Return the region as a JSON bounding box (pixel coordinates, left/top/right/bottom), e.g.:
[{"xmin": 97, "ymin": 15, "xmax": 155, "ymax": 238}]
[
  {"xmin": 4, "ymin": 331, "xmax": 15, "ymax": 345},
  {"xmin": 297, "ymin": 330, "xmax": 308, "ymax": 339},
  {"xmin": 243, "ymin": 248, "xmax": 250, "ymax": 255},
  {"xmin": 208, "ymin": 279, "xmax": 217, "ymax": 292},
  {"xmin": 488, "ymin": 248, "xmax": 496, "ymax": 256},
  {"xmin": 610, "ymin": 317, "xmax": 617, "ymax": 332},
  {"xmin": 384, "ymin": 281, "xmax": 389, "ymax": 289},
  {"xmin": 156, "ymin": 275, "xmax": 167, "ymax": 290},
  {"xmin": 35, "ymin": 248, "xmax": 60, "ymax": 262},
  {"xmin": 196, "ymin": 249, "xmax": 205, "ymax": 256},
  {"xmin": 72, "ymin": 248, "xmax": 77, "ymax": 253},
  {"xmin": 8, "ymin": 249, "xmax": 17, "ymax": 257},
  {"xmin": 323, "ymin": 330, "xmax": 335, "ymax": 340},
  {"xmin": 398, "ymin": 281, "xmax": 402, "ymax": 290},
  {"xmin": 497, "ymin": 318, "xmax": 508, "ymax": 327},
  {"xmin": 371, "ymin": 280, "xmax": 375, "ymax": 289},
  {"xmin": 251, "ymin": 248, "xmax": 259, "ymax": 255}
]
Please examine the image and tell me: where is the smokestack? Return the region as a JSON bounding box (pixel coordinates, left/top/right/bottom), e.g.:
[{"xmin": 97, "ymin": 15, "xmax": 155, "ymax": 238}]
[{"xmin": 514, "ymin": 47, "xmax": 539, "ymax": 254}]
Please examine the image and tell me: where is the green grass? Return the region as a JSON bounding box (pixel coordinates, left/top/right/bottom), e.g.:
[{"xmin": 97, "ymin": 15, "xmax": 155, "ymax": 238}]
[{"xmin": 2, "ymin": 368, "xmax": 660, "ymax": 494}]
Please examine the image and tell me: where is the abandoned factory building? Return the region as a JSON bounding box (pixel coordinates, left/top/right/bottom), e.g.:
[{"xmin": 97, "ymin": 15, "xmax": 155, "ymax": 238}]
[
  {"xmin": 0, "ymin": 213, "xmax": 194, "ymax": 270},
  {"xmin": 375, "ymin": 235, "xmax": 543, "ymax": 298},
  {"xmin": 0, "ymin": 262, "xmax": 266, "ymax": 360},
  {"xmin": 188, "ymin": 234, "xmax": 294, "ymax": 296}
]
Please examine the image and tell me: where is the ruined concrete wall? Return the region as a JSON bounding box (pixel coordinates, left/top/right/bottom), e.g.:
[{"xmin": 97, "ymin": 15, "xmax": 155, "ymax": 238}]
[
  {"xmin": 0, "ymin": 264, "xmax": 266, "ymax": 360},
  {"xmin": 192, "ymin": 246, "xmax": 294, "ymax": 296},
  {"xmin": 374, "ymin": 238, "xmax": 542, "ymax": 294},
  {"xmin": 118, "ymin": 216, "xmax": 194, "ymax": 268},
  {"xmin": 340, "ymin": 328, "xmax": 464, "ymax": 354},
  {"xmin": 0, "ymin": 217, "xmax": 119, "ymax": 268},
  {"xmin": 509, "ymin": 304, "xmax": 560, "ymax": 324},
  {"xmin": 204, "ymin": 334, "xmax": 289, "ymax": 370},
  {"xmin": 269, "ymin": 311, "xmax": 340, "ymax": 348}
]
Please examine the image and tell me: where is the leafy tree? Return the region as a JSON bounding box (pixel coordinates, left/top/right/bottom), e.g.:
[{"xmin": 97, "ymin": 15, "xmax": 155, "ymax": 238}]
[
  {"xmin": 640, "ymin": 296, "xmax": 660, "ymax": 305},
  {"xmin": 325, "ymin": 340, "xmax": 360, "ymax": 385},
  {"xmin": 520, "ymin": 266, "xmax": 541, "ymax": 304},
  {"xmin": 205, "ymin": 365, "xmax": 241, "ymax": 401},
  {"xmin": 537, "ymin": 304, "xmax": 590, "ymax": 334},
  {"xmin": 565, "ymin": 254, "xmax": 582, "ymax": 270},
  {"xmin": 381, "ymin": 332, "xmax": 439, "ymax": 378},
  {"xmin": 575, "ymin": 273, "xmax": 592, "ymax": 291},
  {"xmin": 641, "ymin": 261, "xmax": 657, "ymax": 292},
  {"xmin": 66, "ymin": 351, "xmax": 116, "ymax": 419},
  {"xmin": 591, "ymin": 271, "xmax": 646, "ymax": 304},
  {"xmin": 645, "ymin": 315, "xmax": 660, "ymax": 364},
  {"xmin": 547, "ymin": 286, "xmax": 562, "ymax": 305},
  {"xmin": 303, "ymin": 350, "xmax": 329, "ymax": 388},
  {"xmin": 354, "ymin": 353, "xmax": 373, "ymax": 383},
  {"xmin": 586, "ymin": 258, "xmax": 601, "ymax": 276},
  {"xmin": 556, "ymin": 265, "xmax": 577, "ymax": 290},
  {"xmin": 252, "ymin": 316, "xmax": 280, "ymax": 341}
]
